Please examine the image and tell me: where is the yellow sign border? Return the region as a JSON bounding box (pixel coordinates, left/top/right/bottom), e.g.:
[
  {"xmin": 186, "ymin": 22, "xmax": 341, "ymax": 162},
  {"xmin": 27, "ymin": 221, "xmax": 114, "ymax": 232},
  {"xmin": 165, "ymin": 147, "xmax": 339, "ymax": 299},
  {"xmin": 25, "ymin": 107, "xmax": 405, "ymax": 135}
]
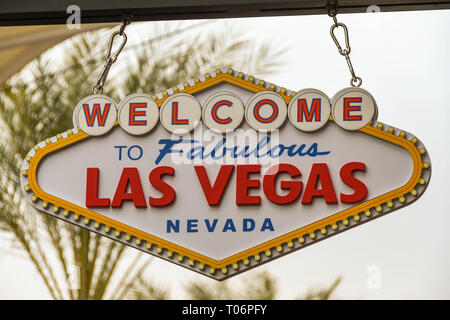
[{"xmin": 23, "ymin": 70, "xmax": 430, "ymax": 272}]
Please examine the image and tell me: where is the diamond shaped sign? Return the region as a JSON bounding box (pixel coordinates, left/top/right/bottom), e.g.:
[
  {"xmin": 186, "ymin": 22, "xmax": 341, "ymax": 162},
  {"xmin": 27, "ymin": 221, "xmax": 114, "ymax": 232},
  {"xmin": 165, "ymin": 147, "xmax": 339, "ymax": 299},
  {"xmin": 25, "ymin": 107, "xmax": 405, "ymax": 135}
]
[{"xmin": 21, "ymin": 68, "xmax": 431, "ymax": 280}]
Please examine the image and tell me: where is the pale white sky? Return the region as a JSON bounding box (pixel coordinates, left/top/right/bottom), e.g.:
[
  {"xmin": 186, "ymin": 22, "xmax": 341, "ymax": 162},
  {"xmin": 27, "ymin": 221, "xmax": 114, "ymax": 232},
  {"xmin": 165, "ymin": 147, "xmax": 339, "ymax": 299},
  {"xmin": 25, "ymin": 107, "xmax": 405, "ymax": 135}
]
[{"xmin": 1, "ymin": 9, "xmax": 450, "ymax": 299}]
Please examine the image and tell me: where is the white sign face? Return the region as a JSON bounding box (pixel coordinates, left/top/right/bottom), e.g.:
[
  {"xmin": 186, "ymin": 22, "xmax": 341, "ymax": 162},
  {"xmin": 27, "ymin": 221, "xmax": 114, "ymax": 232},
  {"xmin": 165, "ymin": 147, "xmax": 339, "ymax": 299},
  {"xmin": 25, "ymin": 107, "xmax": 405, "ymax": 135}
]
[{"xmin": 21, "ymin": 68, "xmax": 431, "ymax": 280}]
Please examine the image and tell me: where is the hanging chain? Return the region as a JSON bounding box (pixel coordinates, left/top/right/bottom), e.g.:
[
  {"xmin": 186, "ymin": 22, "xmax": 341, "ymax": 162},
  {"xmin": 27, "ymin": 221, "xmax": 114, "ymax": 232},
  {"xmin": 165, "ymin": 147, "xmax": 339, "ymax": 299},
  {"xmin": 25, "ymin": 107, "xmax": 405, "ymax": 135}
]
[
  {"xmin": 92, "ymin": 15, "xmax": 132, "ymax": 94},
  {"xmin": 328, "ymin": 6, "xmax": 362, "ymax": 87}
]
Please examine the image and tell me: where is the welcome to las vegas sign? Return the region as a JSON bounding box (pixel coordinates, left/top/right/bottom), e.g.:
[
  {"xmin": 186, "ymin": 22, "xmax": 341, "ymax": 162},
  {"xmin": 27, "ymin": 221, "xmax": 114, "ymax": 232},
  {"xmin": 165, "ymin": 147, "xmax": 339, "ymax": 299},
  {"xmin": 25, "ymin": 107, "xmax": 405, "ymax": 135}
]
[{"xmin": 21, "ymin": 67, "xmax": 431, "ymax": 280}]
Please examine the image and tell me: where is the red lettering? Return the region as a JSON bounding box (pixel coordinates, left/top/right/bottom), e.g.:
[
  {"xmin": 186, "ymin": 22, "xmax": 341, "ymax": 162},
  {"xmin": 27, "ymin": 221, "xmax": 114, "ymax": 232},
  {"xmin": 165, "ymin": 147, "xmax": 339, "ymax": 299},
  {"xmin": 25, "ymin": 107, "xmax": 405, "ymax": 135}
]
[
  {"xmin": 297, "ymin": 98, "xmax": 321, "ymax": 122},
  {"xmin": 236, "ymin": 165, "xmax": 261, "ymax": 205},
  {"xmin": 86, "ymin": 168, "xmax": 110, "ymax": 207},
  {"xmin": 149, "ymin": 166, "xmax": 176, "ymax": 207},
  {"xmin": 254, "ymin": 100, "xmax": 278, "ymax": 123},
  {"xmin": 340, "ymin": 162, "xmax": 367, "ymax": 203},
  {"xmin": 129, "ymin": 103, "xmax": 147, "ymax": 126},
  {"xmin": 171, "ymin": 102, "xmax": 188, "ymax": 125},
  {"xmin": 86, "ymin": 162, "xmax": 368, "ymax": 209},
  {"xmin": 211, "ymin": 100, "xmax": 233, "ymax": 124},
  {"xmin": 263, "ymin": 164, "xmax": 303, "ymax": 204},
  {"xmin": 343, "ymin": 97, "xmax": 362, "ymax": 121},
  {"xmin": 111, "ymin": 168, "xmax": 146, "ymax": 207},
  {"xmin": 195, "ymin": 165, "xmax": 234, "ymax": 205},
  {"xmin": 83, "ymin": 103, "xmax": 111, "ymax": 126},
  {"xmin": 301, "ymin": 163, "xmax": 337, "ymax": 204}
]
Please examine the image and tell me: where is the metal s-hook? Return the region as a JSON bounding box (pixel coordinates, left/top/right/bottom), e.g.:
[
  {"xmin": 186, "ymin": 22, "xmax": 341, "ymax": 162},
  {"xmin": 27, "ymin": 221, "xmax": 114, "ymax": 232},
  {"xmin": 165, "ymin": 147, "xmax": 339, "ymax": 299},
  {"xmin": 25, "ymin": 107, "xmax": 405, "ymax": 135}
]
[
  {"xmin": 330, "ymin": 22, "xmax": 351, "ymax": 56},
  {"xmin": 106, "ymin": 31, "xmax": 128, "ymax": 64},
  {"xmin": 92, "ymin": 15, "xmax": 132, "ymax": 94},
  {"xmin": 327, "ymin": 4, "xmax": 362, "ymax": 87},
  {"xmin": 106, "ymin": 14, "xmax": 132, "ymax": 63}
]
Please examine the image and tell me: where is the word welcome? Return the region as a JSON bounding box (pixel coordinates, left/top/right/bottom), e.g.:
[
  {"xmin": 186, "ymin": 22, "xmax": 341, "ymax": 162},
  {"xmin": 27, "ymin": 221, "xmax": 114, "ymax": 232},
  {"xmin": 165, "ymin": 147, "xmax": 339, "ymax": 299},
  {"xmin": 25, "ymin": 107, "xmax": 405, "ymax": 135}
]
[{"xmin": 75, "ymin": 87, "xmax": 376, "ymax": 136}]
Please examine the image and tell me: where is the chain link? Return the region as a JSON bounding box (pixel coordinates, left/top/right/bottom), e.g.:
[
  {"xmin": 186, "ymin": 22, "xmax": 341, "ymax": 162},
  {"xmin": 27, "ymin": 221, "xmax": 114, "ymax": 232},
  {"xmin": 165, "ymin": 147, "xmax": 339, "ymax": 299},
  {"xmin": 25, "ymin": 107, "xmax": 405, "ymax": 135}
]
[
  {"xmin": 328, "ymin": 6, "xmax": 362, "ymax": 87},
  {"xmin": 93, "ymin": 15, "xmax": 132, "ymax": 94}
]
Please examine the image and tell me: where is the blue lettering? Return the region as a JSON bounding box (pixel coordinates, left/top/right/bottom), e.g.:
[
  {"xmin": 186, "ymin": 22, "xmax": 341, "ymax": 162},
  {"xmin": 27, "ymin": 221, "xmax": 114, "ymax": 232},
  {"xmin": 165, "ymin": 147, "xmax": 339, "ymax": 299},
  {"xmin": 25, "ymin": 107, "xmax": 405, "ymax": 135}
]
[
  {"xmin": 187, "ymin": 146, "xmax": 205, "ymax": 159},
  {"xmin": 205, "ymin": 219, "xmax": 218, "ymax": 232},
  {"xmin": 167, "ymin": 220, "xmax": 180, "ymax": 233},
  {"xmin": 207, "ymin": 138, "xmax": 227, "ymax": 160},
  {"xmin": 156, "ymin": 139, "xmax": 195, "ymax": 165},
  {"xmin": 187, "ymin": 219, "xmax": 198, "ymax": 233},
  {"xmin": 127, "ymin": 145, "xmax": 143, "ymax": 160},
  {"xmin": 243, "ymin": 218, "xmax": 255, "ymax": 232},
  {"xmin": 222, "ymin": 219, "xmax": 236, "ymax": 232},
  {"xmin": 253, "ymin": 136, "xmax": 270, "ymax": 158},
  {"xmin": 114, "ymin": 145, "xmax": 127, "ymax": 160},
  {"xmin": 269, "ymin": 144, "xmax": 284, "ymax": 158},
  {"xmin": 286, "ymin": 144, "xmax": 304, "ymax": 157},
  {"xmin": 260, "ymin": 218, "xmax": 275, "ymax": 232},
  {"xmin": 155, "ymin": 138, "xmax": 330, "ymax": 164},
  {"xmin": 306, "ymin": 143, "xmax": 330, "ymax": 157}
]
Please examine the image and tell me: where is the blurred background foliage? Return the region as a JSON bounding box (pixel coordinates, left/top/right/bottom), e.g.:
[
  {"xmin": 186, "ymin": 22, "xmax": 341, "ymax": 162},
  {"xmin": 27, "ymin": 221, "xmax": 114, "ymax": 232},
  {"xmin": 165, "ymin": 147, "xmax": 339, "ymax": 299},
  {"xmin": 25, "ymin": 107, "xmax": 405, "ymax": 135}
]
[
  {"xmin": 185, "ymin": 272, "xmax": 341, "ymax": 300},
  {"xmin": 0, "ymin": 21, "xmax": 339, "ymax": 299}
]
